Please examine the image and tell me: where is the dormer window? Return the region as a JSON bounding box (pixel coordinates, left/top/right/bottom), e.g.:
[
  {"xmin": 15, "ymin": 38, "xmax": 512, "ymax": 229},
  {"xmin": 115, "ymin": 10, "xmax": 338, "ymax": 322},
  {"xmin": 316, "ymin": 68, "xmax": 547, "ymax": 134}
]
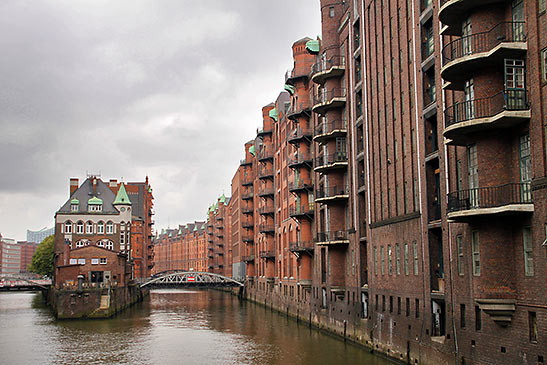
[
  {"xmin": 70, "ymin": 199, "xmax": 79, "ymax": 212},
  {"xmin": 88, "ymin": 196, "xmax": 103, "ymax": 212}
]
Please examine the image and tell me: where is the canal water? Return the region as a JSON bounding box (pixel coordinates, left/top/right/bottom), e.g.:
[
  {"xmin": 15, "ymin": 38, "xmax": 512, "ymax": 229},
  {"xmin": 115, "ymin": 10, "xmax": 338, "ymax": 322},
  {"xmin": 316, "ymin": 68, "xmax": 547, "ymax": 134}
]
[{"xmin": 0, "ymin": 289, "xmax": 393, "ymax": 364}]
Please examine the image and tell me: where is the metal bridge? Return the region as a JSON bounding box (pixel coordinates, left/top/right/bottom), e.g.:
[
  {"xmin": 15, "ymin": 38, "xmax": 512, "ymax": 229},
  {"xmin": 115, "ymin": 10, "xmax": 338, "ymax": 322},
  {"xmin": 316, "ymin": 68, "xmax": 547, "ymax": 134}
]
[
  {"xmin": 0, "ymin": 277, "xmax": 51, "ymax": 291},
  {"xmin": 141, "ymin": 271, "xmax": 244, "ymax": 288}
]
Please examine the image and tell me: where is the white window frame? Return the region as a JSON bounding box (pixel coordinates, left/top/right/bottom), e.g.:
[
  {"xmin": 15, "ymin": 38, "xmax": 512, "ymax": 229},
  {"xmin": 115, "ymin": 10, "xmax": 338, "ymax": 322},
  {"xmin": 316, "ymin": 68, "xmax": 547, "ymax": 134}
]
[
  {"xmin": 472, "ymin": 231, "xmax": 480, "ymax": 276},
  {"xmin": 97, "ymin": 222, "xmax": 104, "ymax": 234},
  {"xmin": 523, "ymin": 227, "xmax": 534, "ymax": 276},
  {"xmin": 106, "ymin": 221, "xmax": 113, "ymax": 234},
  {"xmin": 65, "ymin": 221, "xmax": 72, "ymax": 234},
  {"xmin": 100, "ymin": 258, "xmax": 107, "ymax": 265},
  {"xmin": 91, "ymin": 258, "xmax": 99, "ymax": 265},
  {"xmin": 69, "ymin": 258, "xmax": 77, "ymax": 265},
  {"xmin": 76, "ymin": 222, "xmax": 84, "ymax": 234},
  {"xmin": 86, "ymin": 222, "xmax": 93, "ymax": 234}
]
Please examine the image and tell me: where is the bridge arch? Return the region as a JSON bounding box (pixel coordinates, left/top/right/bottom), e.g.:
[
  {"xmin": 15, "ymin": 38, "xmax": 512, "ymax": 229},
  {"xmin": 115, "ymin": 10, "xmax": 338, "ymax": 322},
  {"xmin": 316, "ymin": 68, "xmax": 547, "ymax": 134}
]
[{"xmin": 141, "ymin": 271, "xmax": 244, "ymax": 288}]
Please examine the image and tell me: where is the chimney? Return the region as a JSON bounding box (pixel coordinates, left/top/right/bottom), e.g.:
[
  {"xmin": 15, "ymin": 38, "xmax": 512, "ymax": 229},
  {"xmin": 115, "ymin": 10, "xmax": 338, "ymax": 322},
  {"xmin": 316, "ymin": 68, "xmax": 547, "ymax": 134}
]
[
  {"xmin": 93, "ymin": 178, "xmax": 97, "ymax": 195},
  {"xmin": 109, "ymin": 179, "xmax": 117, "ymax": 188},
  {"xmin": 69, "ymin": 178, "xmax": 79, "ymax": 197}
]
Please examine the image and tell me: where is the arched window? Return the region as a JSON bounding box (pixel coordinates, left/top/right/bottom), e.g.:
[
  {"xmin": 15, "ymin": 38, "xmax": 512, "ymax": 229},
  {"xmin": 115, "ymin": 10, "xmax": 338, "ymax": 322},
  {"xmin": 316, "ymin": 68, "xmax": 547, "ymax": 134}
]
[
  {"xmin": 96, "ymin": 240, "xmax": 105, "ymax": 248},
  {"xmin": 76, "ymin": 221, "xmax": 84, "ymax": 234},
  {"xmin": 97, "ymin": 221, "xmax": 105, "ymax": 234},
  {"xmin": 106, "ymin": 221, "xmax": 113, "ymax": 234},
  {"xmin": 105, "ymin": 240, "xmax": 114, "ymax": 250},
  {"xmin": 75, "ymin": 239, "xmax": 88, "ymax": 248},
  {"xmin": 64, "ymin": 221, "xmax": 72, "ymax": 234},
  {"xmin": 86, "ymin": 221, "xmax": 93, "ymax": 234}
]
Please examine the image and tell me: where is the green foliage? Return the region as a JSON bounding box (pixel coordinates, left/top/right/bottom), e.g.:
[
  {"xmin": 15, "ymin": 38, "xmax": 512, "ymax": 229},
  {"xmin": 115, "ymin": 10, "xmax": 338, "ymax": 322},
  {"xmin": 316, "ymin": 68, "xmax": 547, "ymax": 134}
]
[{"xmin": 29, "ymin": 235, "xmax": 54, "ymax": 277}]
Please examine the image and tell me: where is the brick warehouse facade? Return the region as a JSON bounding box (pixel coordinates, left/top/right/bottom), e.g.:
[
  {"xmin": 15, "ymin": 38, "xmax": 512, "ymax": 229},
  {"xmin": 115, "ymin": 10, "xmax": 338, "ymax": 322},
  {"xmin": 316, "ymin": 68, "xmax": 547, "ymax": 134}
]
[{"xmin": 149, "ymin": 0, "xmax": 546, "ymax": 363}]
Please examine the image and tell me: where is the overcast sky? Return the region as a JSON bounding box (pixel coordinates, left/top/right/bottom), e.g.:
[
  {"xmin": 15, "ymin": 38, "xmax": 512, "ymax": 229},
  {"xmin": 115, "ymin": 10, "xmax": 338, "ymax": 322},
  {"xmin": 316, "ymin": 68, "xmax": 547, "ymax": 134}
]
[{"xmin": 0, "ymin": 0, "xmax": 321, "ymax": 241}]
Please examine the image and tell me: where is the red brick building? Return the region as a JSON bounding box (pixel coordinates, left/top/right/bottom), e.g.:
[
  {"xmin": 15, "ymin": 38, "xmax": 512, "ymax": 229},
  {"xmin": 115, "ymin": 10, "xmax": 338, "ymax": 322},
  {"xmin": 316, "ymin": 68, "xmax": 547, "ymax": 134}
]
[{"xmin": 54, "ymin": 176, "xmax": 153, "ymax": 288}]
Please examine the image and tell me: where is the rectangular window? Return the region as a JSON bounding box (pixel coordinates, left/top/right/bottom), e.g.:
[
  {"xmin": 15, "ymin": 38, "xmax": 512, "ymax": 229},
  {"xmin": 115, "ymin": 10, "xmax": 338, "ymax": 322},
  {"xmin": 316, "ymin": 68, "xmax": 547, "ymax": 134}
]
[
  {"xmin": 374, "ymin": 246, "xmax": 378, "ymax": 275},
  {"xmin": 78, "ymin": 258, "xmax": 85, "ymax": 265},
  {"xmin": 404, "ymin": 243, "xmax": 409, "ymax": 275},
  {"xmin": 397, "ymin": 297, "xmax": 401, "ymax": 315},
  {"xmin": 69, "ymin": 258, "xmax": 77, "ymax": 265},
  {"xmin": 540, "ymin": 0, "xmax": 547, "ymax": 14},
  {"xmin": 381, "ymin": 246, "xmax": 385, "ymax": 275},
  {"xmin": 382, "ymin": 295, "xmax": 386, "ymax": 312},
  {"xmin": 406, "ymin": 298, "xmax": 410, "ymax": 316},
  {"xmin": 416, "ymin": 299, "xmax": 420, "ymax": 318},
  {"xmin": 396, "ymin": 243, "xmax": 401, "ymax": 274},
  {"xmin": 375, "ymin": 294, "xmax": 379, "ymax": 311},
  {"xmin": 472, "ymin": 231, "xmax": 480, "ymax": 276},
  {"xmin": 413, "ymin": 241, "xmax": 419, "ymax": 275},
  {"xmin": 389, "ymin": 296, "xmax": 393, "ymax": 313},
  {"xmin": 542, "ymin": 48, "xmax": 547, "ymax": 82},
  {"xmin": 529, "ymin": 311, "xmax": 538, "ymax": 343},
  {"xmin": 91, "ymin": 258, "xmax": 99, "ymax": 265},
  {"xmin": 460, "ymin": 304, "xmax": 466, "ymax": 328},
  {"xmin": 523, "ymin": 227, "xmax": 534, "ymax": 276},
  {"xmin": 388, "ymin": 244, "xmax": 393, "ymax": 275},
  {"xmin": 475, "ymin": 305, "xmax": 482, "ymax": 331},
  {"xmin": 457, "ymin": 235, "xmax": 464, "ymax": 275}
]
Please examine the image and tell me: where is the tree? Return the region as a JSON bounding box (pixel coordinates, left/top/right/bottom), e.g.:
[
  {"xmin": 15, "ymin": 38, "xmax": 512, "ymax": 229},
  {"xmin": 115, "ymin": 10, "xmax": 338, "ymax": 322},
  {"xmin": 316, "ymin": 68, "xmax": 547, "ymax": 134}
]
[{"xmin": 29, "ymin": 235, "xmax": 54, "ymax": 277}]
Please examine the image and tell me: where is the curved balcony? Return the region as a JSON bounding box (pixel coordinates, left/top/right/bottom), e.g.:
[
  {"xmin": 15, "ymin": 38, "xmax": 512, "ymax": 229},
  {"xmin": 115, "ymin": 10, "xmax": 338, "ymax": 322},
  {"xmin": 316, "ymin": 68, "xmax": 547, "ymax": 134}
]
[
  {"xmin": 289, "ymin": 205, "xmax": 314, "ymax": 220},
  {"xmin": 288, "ymin": 179, "xmax": 313, "ymax": 193},
  {"xmin": 311, "ymin": 56, "xmax": 346, "ymax": 84},
  {"xmin": 259, "ymin": 224, "xmax": 275, "ymax": 234},
  {"xmin": 258, "ymin": 186, "xmax": 274, "ymax": 197},
  {"xmin": 258, "ymin": 166, "xmax": 274, "ymax": 180},
  {"xmin": 287, "ymin": 102, "xmax": 311, "ymax": 121},
  {"xmin": 314, "ymin": 152, "xmax": 348, "ymax": 173},
  {"xmin": 312, "ymin": 88, "xmax": 346, "ymax": 114},
  {"xmin": 259, "ymin": 250, "xmax": 275, "ymax": 259},
  {"xmin": 258, "ymin": 205, "xmax": 274, "ymax": 216},
  {"xmin": 315, "ymin": 230, "xmax": 350, "ymax": 245},
  {"xmin": 288, "ymin": 152, "xmax": 313, "ymax": 169},
  {"xmin": 447, "ymin": 183, "xmax": 533, "ymax": 221},
  {"xmin": 257, "ymin": 148, "xmax": 274, "ymax": 161},
  {"xmin": 444, "ymin": 90, "xmax": 530, "ymax": 145},
  {"xmin": 257, "ymin": 127, "xmax": 273, "ymax": 137},
  {"xmin": 313, "ymin": 120, "xmax": 347, "ymax": 143},
  {"xmin": 315, "ymin": 185, "xmax": 349, "ymax": 203},
  {"xmin": 289, "ymin": 241, "xmax": 314, "ymax": 253},
  {"xmin": 288, "ymin": 127, "xmax": 312, "ymax": 144},
  {"xmin": 442, "ymin": 22, "xmax": 527, "ymax": 86},
  {"xmin": 439, "ymin": 0, "xmax": 503, "ymax": 36}
]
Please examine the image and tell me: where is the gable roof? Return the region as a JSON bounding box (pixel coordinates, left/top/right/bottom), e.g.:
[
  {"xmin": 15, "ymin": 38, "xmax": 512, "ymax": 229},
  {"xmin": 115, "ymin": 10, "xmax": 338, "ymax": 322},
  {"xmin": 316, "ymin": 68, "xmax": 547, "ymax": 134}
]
[
  {"xmin": 113, "ymin": 183, "xmax": 132, "ymax": 205},
  {"xmin": 58, "ymin": 178, "xmax": 117, "ymax": 214}
]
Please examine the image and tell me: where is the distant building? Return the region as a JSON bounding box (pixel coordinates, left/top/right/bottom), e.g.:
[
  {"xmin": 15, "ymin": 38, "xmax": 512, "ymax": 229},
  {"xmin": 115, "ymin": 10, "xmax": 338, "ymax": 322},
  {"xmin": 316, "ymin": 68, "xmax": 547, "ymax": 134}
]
[
  {"xmin": 0, "ymin": 237, "xmax": 38, "ymax": 276},
  {"xmin": 27, "ymin": 227, "xmax": 54, "ymax": 244}
]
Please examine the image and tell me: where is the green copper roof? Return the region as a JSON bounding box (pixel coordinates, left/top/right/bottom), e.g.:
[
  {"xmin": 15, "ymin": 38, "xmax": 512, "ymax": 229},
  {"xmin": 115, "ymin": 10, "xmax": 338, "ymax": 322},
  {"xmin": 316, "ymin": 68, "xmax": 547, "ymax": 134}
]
[
  {"xmin": 269, "ymin": 108, "xmax": 278, "ymax": 122},
  {"xmin": 88, "ymin": 196, "xmax": 103, "ymax": 205},
  {"xmin": 193, "ymin": 225, "xmax": 198, "ymax": 232},
  {"xmin": 219, "ymin": 193, "xmax": 226, "ymax": 204},
  {"xmin": 306, "ymin": 39, "xmax": 320, "ymax": 54},
  {"xmin": 249, "ymin": 145, "xmax": 256, "ymax": 156},
  {"xmin": 71, "ymin": 198, "xmax": 79, "ymax": 205},
  {"xmin": 201, "ymin": 224, "xmax": 206, "ymax": 230},
  {"xmin": 284, "ymin": 84, "xmax": 296, "ymax": 95},
  {"xmin": 113, "ymin": 184, "xmax": 132, "ymax": 205}
]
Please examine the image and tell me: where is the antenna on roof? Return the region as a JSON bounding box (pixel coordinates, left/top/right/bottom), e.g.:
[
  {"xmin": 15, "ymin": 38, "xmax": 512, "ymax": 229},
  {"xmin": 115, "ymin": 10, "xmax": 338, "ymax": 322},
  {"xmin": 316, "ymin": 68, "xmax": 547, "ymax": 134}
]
[{"xmin": 86, "ymin": 171, "xmax": 101, "ymax": 178}]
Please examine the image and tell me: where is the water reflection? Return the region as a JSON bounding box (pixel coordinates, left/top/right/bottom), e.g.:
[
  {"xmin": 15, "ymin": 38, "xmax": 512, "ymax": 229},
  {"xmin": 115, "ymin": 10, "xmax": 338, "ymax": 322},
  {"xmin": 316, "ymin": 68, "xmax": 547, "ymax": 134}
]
[{"xmin": 0, "ymin": 290, "xmax": 392, "ymax": 365}]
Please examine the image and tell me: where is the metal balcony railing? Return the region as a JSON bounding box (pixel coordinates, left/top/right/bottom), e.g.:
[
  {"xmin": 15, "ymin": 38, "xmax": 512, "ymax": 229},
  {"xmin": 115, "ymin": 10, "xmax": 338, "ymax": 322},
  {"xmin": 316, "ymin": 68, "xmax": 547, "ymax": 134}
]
[
  {"xmin": 258, "ymin": 166, "xmax": 274, "ymax": 179},
  {"xmin": 258, "ymin": 186, "xmax": 274, "ymax": 196},
  {"xmin": 444, "ymin": 90, "xmax": 529, "ymax": 128},
  {"xmin": 447, "ymin": 182, "xmax": 532, "ymax": 213},
  {"xmin": 288, "ymin": 179, "xmax": 313, "ymax": 191},
  {"xmin": 257, "ymin": 127, "xmax": 273, "ymax": 136},
  {"xmin": 315, "ymin": 230, "xmax": 351, "ymax": 243},
  {"xmin": 442, "ymin": 22, "xmax": 527, "ymax": 65},
  {"xmin": 259, "ymin": 225, "xmax": 275, "ymax": 233},
  {"xmin": 315, "ymin": 152, "xmax": 348, "ymax": 168},
  {"xmin": 313, "ymin": 88, "xmax": 347, "ymax": 106},
  {"xmin": 287, "ymin": 102, "xmax": 311, "ymax": 119},
  {"xmin": 316, "ymin": 185, "xmax": 349, "ymax": 199},
  {"xmin": 287, "ymin": 127, "xmax": 312, "ymax": 143},
  {"xmin": 242, "ymin": 235, "xmax": 254, "ymax": 242},
  {"xmin": 241, "ymin": 206, "xmax": 254, "ymax": 214},
  {"xmin": 311, "ymin": 55, "xmax": 346, "ymax": 75},
  {"xmin": 259, "ymin": 250, "xmax": 275, "ymax": 259},
  {"xmin": 242, "ymin": 220, "xmax": 254, "ymax": 229},
  {"xmin": 242, "ymin": 255, "xmax": 255, "ymax": 262},
  {"xmin": 257, "ymin": 147, "xmax": 274, "ymax": 161},
  {"xmin": 289, "ymin": 241, "xmax": 314, "ymax": 252},
  {"xmin": 289, "ymin": 204, "xmax": 314, "ymax": 216},
  {"xmin": 258, "ymin": 205, "xmax": 275, "ymax": 215},
  {"xmin": 314, "ymin": 120, "xmax": 347, "ymax": 137},
  {"xmin": 241, "ymin": 176, "xmax": 254, "ymax": 186},
  {"xmin": 288, "ymin": 152, "xmax": 313, "ymax": 167}
]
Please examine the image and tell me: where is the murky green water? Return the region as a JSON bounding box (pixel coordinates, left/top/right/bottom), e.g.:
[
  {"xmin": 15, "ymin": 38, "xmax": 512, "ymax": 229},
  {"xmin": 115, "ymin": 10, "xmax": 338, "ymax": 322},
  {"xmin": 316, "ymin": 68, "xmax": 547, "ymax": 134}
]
[{"xmin": 0, "ymin": 290, "xmax": 393, "ymax": 364}]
